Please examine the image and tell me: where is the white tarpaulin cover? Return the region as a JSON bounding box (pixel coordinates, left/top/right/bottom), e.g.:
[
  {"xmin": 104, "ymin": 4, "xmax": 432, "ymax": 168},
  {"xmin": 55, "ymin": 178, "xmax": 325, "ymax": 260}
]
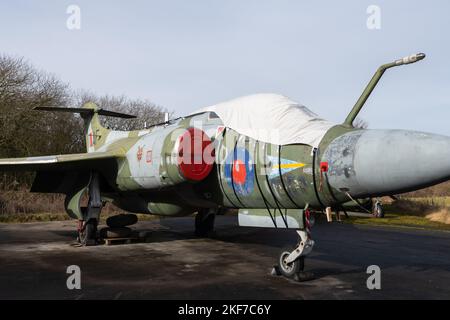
[{"xmin": 195, "ymin": 93, "xmax": 335, "ymax": 148}]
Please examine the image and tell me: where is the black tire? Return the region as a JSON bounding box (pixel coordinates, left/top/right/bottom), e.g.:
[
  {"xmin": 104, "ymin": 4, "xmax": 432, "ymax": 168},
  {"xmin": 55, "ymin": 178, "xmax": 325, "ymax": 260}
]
[
  {"xmin": 374, "ymin": 203, "xmax": 384, "ymax": 218},
  {"xmin": 195, "ymin": 210, "xmax": 215, "ymax": 237},
  {"xmin": 79, "ymin": 219, "xmax": 98, "ymax": 246},
  {"xmin": 106, "ymin": 214, "xmax": 138, "ymax": 228},
  {"xmin": 138, "ymin": 230, "xmax": 151, "ymax": 240},
  {"xmin": 278, "ymin": 247, "xmax": 305, "ymax": 278},
  {"xmin": 99, "ymin": 227, "xmax": 132, "ymax": 239}
]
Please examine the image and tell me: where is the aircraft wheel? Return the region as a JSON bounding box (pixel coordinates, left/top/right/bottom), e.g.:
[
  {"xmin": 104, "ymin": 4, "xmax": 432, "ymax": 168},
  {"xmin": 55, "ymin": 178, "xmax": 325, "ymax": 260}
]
[
  {"xmin": 195, "ymin": 209, "xmax": 215, "ymax": 237},
  {"xmin": 79, "ymin": 219, "xmax": 98, "ymax": 246},
  {"xmin": 278, "ymin": 247, "xmax": 304, "ymax": 278},
  {"xmin": 99, "ymin": 227, "xmax": 131, "ymax": 239},
  {"xmin": 106, "ymin": 214, "xmax": 138, "ymax": 228},
  {"xmin": 374, "ymin": 202, "xmax": 384, "ymax": 218}
]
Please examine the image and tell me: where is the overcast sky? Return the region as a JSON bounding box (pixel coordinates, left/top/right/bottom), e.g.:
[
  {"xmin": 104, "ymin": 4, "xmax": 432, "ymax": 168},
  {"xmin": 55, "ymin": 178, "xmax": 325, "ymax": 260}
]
[{"xmin": 1, "ymin": 1, "xmax": 449, "ymax": 134}]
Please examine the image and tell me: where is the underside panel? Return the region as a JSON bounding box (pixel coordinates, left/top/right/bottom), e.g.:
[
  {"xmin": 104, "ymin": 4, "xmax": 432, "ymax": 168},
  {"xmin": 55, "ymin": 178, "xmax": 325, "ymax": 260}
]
[{"xmin": 238, "ymin": 208, "xmax": 305, "ymax": 229}]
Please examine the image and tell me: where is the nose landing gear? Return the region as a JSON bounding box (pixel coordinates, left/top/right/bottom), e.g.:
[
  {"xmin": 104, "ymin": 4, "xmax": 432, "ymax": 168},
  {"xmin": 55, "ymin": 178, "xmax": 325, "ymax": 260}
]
[
  {"xmin": 275, "ymin": 229, "xmax": 315, "ymax": 281},
  {"xmin": 278, "ymin": 247, "xmax": 305, "ymax": 278},
  {"xmin": 274, "ymin": 210, "xmax": 315, "ymax": 282}
]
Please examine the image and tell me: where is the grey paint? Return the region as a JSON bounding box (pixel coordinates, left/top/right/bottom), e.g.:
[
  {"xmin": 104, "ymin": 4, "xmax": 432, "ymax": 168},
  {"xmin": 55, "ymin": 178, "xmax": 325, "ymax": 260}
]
[{"xmin": 323, "ymin": 129, "xmax": 450, "ymax": 198}]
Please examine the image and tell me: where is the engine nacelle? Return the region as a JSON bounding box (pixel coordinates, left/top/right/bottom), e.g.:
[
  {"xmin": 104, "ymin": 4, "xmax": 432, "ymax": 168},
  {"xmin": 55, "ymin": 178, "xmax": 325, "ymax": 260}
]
[
  {"xmin": 163, "ymin": 127, "xmax": 215, "ymax": 185},
  {"xmin": 119, "ymin": 126, "xmax": 215, "ymax": 190}
]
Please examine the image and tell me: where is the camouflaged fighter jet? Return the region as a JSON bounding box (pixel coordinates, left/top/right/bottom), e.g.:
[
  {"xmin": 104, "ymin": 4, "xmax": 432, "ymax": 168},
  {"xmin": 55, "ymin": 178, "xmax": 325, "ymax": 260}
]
[{"xmin": 0, "ymin": 52, "xmax": 445, "ymax": 279}]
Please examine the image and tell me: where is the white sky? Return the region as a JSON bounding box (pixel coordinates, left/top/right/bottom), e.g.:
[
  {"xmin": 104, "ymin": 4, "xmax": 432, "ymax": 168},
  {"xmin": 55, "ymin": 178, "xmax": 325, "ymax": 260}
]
[{"xmin": 1, "ymin": 0, "xmax": 449, "ymax": 134}]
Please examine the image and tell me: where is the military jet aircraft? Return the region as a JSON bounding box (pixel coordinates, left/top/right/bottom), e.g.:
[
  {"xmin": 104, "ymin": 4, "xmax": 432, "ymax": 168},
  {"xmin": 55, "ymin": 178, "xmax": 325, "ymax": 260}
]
[{"xmin": 0, "ymin": 52, "xmax": 442, "ymax": 279}]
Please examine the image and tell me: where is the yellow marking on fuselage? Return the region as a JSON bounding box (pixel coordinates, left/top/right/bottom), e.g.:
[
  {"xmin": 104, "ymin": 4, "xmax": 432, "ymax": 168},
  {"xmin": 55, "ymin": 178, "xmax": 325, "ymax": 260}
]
[{"xmin": 272, "ymin": 163, "xmax": 306, "ymax": 169}]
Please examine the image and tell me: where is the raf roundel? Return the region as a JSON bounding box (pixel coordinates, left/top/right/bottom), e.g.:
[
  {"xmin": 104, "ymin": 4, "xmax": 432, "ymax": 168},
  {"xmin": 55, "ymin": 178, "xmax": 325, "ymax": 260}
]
[{"xmin": 224, "ymin": 147, "xmax": 255, "ymax": 196}]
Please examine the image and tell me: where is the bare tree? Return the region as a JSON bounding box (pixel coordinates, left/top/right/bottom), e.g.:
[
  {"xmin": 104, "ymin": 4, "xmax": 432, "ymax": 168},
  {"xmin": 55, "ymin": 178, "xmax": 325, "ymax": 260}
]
[
  {"xmin": 0, "ymin": 54, "xmax": 169, "ymax": 188},
  {"xmin": 73, "ymin": 91, "xmax": 170, "ymax": 131},
  {"xmin": 0, "ymin": 55, "xmax": 79, "ymax": 156},
  {"xmin": 0, "ymin": 55, "xmax": 81, "ymax": 187}
]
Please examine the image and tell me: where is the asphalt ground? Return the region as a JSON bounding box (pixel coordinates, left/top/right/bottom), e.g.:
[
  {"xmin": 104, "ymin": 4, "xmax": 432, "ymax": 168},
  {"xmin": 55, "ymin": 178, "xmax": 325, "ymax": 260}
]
[{"xmin": 0, "ymin": 215, "xmax": 449, "ymax": 299}]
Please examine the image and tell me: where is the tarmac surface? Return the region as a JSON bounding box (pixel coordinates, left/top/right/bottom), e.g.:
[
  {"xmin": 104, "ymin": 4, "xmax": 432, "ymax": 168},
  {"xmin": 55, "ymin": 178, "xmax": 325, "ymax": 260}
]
[{"xmin": 0, "ymin": 215, "xmax": 449, "ymax": 299}]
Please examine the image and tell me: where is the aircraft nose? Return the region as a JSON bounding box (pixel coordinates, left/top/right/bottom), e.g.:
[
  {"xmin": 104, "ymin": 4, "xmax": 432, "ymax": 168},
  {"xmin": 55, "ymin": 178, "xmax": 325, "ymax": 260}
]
[{"xmin": 323, "ymin": 129, "xmax": 450, "ymax": 197}]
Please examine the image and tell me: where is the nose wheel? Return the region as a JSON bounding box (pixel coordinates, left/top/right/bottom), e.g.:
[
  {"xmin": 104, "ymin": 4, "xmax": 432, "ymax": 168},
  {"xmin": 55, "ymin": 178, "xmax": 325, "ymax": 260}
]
[
  {"xmin": 278, "ymin": 248, "xmax": 305, "ymax": 277},
  {"xmin": 274, "ymin": 229, "xmax": 315, "ymax": 281}
]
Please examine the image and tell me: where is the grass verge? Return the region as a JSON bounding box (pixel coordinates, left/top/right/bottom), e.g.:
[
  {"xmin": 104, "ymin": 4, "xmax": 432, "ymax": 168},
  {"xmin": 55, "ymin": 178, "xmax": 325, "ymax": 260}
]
[
  {"xmin": 343, "ymin": 197, "xmax": 450, "ymax": 231},
  {"xmin": 344, "ymin": 213, "xmax": 450, "ymax": 231}
]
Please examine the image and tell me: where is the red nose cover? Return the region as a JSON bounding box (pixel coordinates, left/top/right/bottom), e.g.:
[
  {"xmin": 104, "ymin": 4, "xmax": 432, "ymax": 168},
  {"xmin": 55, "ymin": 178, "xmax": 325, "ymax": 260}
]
[{"xmin": 177, "ymin": 127, "xmax": 214, "ymax": 181}]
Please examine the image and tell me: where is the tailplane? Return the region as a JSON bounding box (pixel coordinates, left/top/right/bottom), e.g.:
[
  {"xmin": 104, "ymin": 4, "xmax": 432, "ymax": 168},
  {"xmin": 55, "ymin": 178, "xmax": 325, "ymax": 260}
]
[
  {"xmin": 34, "ymin": 103, "xmax": 136, "ymax": 119},
  {"xmin": 34, "ymin": 102, "xmax": 136, "ymax": 152}
]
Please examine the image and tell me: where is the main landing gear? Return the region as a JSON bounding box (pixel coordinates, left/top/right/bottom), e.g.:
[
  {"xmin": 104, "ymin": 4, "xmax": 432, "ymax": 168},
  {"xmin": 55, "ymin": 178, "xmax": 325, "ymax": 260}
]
[
  {"xmin": 195, "ymin": 208, "xmax": 216, "ymax": 237},
  {"xmin": 77, "ymin": 173, "xmax": 103, "ymax": 246},
  {"xmin": 373, "ymin": 198, "xmax": 385, "ymax": 218},
  {"xmin": 78, "ymin": 218, "xmax": 98, "ymax": 246}
]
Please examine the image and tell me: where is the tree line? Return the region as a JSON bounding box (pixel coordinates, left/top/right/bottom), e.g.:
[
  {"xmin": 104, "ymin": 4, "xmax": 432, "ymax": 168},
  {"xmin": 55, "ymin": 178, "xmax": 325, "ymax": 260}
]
[{"xmin": 0, "ymin": 54, "xmax": 169, "ymax": 188}]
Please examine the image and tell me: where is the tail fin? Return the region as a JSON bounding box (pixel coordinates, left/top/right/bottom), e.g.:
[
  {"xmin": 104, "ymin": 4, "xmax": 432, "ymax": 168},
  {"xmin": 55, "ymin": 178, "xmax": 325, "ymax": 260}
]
[{"xmin": 34, "ymin": 102, "xmax": 136, "ymax": 152}]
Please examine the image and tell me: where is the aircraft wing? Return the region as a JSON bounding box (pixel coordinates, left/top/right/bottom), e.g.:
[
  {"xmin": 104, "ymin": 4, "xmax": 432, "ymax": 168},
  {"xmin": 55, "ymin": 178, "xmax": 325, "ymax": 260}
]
[{"xmin": 0, "ymin": 151, "xmax": 124, "ymax": 172}]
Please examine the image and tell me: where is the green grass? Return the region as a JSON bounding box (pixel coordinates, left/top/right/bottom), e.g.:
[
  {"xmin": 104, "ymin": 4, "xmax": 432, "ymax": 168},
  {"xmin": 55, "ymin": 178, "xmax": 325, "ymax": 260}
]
[
  {"xmin": 344, "ymin": 212, "xmax": 450, "ymax": 231},
  {"xmin": 0, "ymin": 213, "xmax": 71, "ymax": 223},
  {"xmin": 341, "ymin": 196, "xmax": 450, "ymax": 231},
  {"xmin": 407, "ymin": 196, "xmax": 450, "ymax": 207}
]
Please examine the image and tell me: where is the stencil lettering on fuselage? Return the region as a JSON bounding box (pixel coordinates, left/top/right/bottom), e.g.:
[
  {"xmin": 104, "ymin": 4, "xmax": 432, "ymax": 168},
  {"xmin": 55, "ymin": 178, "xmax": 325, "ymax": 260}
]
[{"xmin": 127, "ymin": 128, "xmax": 169, "ymax": 189}]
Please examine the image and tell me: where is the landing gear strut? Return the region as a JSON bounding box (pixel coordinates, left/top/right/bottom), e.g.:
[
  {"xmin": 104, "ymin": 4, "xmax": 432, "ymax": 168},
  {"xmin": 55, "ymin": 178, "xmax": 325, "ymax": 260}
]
[
  {"xmin": 78, "ymin": 218, "xmax": 98, "ymax": 246},
  {"xmin": 373, "ymin": 198, "xmax": 385, "ymax": 218},
  {"xmin": 195, "ymin": 208, "xmax": 216, "ymax": 237},
  {"xmin": 275, "ymin": 210, "xmax": 315, "ymax": 281},
  {"xmin": 77, "ymin": 173, "xmax": 103, "ymax": 246},
  {"xmin": 276, "ymin": 229, "xmax": 314, "ymax": 280}
]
